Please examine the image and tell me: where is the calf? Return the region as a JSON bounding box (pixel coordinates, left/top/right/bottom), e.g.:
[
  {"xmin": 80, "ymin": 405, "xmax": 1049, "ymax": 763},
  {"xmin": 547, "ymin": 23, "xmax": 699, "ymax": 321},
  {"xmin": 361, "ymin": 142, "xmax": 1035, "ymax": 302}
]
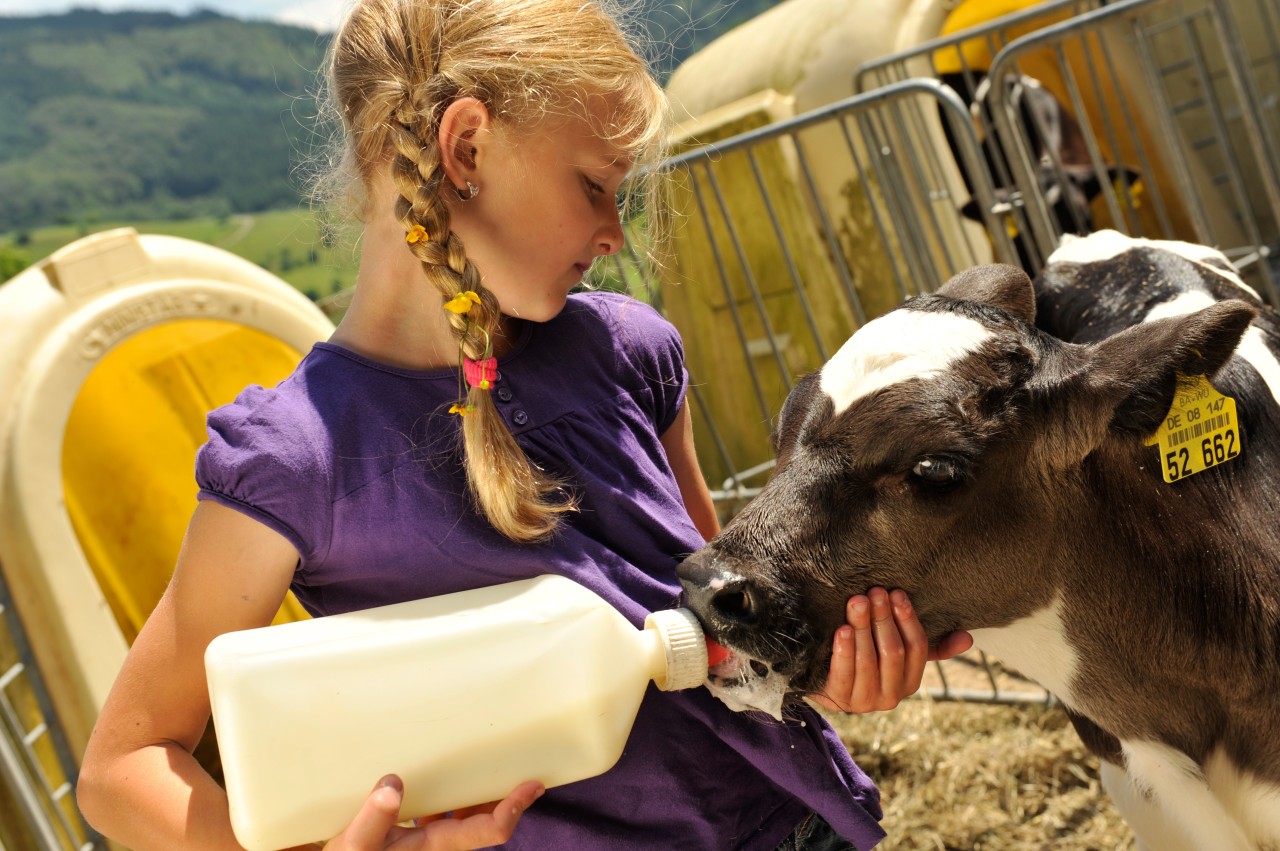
[
  {"xmin": 946, "ymin": 72, "xmax": 1141, "ymax": 271},
  {"xmin": 679, "ymin": 231, "xmax": 1280, "ymax": 849}
]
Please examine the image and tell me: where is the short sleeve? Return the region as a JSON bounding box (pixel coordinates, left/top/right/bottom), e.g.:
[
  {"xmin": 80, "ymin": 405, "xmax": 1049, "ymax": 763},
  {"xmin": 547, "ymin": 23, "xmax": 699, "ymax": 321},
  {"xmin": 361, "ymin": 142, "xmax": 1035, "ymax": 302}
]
[
  {"xmin": 194, "ymin": 384, "xmax": 333, "ymax": 566},
  {"xmin": 609, "ymin": 295, "xmax": 689, "ymax": 435}
]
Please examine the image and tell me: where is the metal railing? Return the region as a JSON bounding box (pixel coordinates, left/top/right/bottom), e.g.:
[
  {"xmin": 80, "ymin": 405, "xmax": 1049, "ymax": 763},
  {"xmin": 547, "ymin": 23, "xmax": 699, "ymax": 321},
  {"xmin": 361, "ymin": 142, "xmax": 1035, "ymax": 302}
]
[
  {"xmin": 855, "ymin": 0, "xmax": 1104, "ymax": 93},
  {"xmin": 981, "ymin": 0, "xmax": 1280, "ymax": 291},
  {"xmin": 854, "ymin": 0, "xmax": 1280, "ymax": 296},
  {"xmin": 852, "ymin": 0, "xmax": 1107, "ymax": 278},
  {"xmin": 0, "ymin": 566, "xmax": 102, "ymax": 850}
]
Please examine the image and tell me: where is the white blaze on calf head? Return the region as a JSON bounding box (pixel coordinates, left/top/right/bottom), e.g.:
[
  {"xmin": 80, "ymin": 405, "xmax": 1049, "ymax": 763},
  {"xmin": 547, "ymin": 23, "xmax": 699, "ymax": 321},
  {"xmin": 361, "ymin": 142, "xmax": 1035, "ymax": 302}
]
[{"xmin": 818, "ymin": 308, "xmax": 996, "ymax": 416}]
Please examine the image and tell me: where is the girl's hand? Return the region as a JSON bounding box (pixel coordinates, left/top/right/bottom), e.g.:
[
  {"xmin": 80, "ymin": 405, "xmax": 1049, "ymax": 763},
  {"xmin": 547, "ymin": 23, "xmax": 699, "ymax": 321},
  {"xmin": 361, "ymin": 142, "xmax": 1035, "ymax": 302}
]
[
  {"xmin": 808, "ymin": 588, "xmax": 973, "ymax": 713},
  {"xmin": 320, "ymin": 775, "xmax": 544, "ymax": 851}
]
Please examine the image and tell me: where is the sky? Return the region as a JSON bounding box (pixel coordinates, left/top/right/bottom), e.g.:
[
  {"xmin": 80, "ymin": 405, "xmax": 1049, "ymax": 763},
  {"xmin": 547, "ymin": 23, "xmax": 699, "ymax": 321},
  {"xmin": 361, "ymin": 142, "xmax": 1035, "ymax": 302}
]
[{"xmin": 0, "ymin": 0, "xmax": 354, "ymax": 31}]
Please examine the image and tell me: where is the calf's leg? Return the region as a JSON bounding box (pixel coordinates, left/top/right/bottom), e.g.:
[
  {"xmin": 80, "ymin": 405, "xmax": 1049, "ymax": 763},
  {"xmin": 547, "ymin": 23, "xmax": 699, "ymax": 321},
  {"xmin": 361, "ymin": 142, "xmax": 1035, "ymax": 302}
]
[
  {"xmin": 1099, "ymin": 761, "xmax": 1199, "ymax": 851},
  {"xmin": 1113, "ymin": 741, "xmax": 1255, "ymax": 850}
]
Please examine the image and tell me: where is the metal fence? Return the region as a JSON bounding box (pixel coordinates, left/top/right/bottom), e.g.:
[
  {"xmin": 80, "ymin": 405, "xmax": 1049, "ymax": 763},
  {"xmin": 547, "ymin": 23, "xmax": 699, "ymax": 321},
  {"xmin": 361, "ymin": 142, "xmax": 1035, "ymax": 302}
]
[
  {"xmin": 986, "ymin": 0, "xmax": 1279, "ymax": 293},
  {"xmin": 605, "ymin": 79, "xmax": 1018, "ymax": 510},
  {"xmin": 857, "ymin": 0, "xmax": 1280, "ymax": 290},
  {"xmin": 856, "ymin": 0, "xmax": 1105, "ymax": 94},
  {"xmin": 0, "ymin": 567, "xmax": 101, "ymax": 851}
]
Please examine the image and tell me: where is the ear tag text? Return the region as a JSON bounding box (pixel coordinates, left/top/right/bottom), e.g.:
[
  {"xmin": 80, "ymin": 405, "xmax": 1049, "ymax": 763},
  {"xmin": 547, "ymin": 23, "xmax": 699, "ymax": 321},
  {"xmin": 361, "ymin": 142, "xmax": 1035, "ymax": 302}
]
[{"xmin": 1143, "ymin": 374, "xmax": 1242, "ymax": 483}]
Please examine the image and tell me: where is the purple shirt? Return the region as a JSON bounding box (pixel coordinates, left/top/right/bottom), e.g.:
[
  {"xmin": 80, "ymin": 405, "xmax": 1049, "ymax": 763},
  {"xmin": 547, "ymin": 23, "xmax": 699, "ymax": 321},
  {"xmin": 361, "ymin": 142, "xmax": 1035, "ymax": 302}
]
[{"xmin": 196, "ymin": 292, "xmax": 885, "ymax": 850}]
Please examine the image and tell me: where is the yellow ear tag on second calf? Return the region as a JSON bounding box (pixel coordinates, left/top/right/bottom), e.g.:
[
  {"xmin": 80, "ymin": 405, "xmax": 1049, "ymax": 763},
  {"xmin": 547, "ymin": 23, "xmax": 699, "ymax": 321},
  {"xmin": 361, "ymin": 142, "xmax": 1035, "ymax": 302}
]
[{"xmin": 1143, "ymin": 374, "xmax": 1242, "ymax": 483}]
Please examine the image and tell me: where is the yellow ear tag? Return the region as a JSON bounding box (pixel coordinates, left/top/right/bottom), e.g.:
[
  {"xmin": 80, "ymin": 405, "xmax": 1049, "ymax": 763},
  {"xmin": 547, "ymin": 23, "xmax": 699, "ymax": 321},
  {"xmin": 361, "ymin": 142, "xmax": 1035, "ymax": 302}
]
[
  {"xmin": 1143, "ymin": 374, "xmax": 1242, "ymax": 482},
  {"xmin": 1003, "ymin": 214, "xmax": 1020, "ymax": 240}
]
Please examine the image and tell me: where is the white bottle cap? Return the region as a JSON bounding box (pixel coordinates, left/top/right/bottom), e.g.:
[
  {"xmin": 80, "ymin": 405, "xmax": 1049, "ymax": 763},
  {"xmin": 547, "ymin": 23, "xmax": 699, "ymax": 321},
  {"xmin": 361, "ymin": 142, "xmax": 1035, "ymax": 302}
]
[{"xmin": 644, "ymin": 608, "xmax": 709, "ymax": 691}]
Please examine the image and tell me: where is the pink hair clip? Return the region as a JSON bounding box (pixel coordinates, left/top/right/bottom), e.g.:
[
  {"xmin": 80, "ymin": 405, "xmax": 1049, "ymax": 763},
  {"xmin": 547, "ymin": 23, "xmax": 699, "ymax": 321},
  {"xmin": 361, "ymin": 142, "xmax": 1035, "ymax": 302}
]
[{"xmin": 463, "ymin": 356, "xmax": 498, "ymax": 390}]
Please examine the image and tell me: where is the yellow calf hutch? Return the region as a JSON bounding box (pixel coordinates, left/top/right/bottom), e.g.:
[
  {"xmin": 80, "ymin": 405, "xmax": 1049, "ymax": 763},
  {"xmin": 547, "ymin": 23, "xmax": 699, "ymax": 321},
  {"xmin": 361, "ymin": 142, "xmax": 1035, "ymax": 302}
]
[{"xmin": 0, "ymin": 228, "xmax": 331, "ymax": 848}]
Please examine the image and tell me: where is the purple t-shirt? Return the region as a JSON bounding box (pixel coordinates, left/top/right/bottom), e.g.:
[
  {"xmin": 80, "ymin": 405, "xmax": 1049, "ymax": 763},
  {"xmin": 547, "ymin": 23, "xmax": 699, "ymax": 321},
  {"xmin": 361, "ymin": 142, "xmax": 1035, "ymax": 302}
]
[{"xmin": 196, "ymin": 292, "xmax": 885, "ymax": 850}]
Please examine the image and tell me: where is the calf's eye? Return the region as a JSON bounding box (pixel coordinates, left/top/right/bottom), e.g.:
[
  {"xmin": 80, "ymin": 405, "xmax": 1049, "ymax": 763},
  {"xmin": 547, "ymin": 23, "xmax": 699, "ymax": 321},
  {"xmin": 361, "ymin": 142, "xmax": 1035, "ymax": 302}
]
[{"xmin": 910, "ymin": 456, "xmax": 964, "ymax": 490}]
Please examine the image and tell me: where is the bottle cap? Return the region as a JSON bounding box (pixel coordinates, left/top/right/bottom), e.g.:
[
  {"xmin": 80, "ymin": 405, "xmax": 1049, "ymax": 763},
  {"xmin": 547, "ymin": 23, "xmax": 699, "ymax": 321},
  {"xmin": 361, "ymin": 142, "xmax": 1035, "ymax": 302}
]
[{"xmin": 644, "ymin": 608, "xmax": 709, "ymax": 691}]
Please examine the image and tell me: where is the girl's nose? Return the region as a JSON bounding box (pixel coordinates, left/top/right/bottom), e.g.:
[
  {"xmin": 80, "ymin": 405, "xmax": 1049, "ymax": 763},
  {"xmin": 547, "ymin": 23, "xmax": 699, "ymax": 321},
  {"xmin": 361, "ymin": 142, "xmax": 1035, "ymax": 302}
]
[{"xmin": 596, "ymin": 208, "xmax": 624, "ymax": 257}]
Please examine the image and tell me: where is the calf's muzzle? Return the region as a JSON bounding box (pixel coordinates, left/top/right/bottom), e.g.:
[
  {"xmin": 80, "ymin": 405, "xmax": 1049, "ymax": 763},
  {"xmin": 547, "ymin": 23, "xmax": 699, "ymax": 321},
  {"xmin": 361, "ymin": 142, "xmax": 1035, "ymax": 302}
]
[{"xmin": 677, "ymin": 548, "xmax": 764, "ymax": 629}]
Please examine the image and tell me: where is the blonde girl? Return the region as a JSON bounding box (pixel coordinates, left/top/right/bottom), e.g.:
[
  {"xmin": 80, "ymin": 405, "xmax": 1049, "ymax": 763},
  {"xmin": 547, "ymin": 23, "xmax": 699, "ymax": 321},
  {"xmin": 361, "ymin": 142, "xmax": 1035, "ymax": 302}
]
[{"xmin": 76, "ymin": 1, "xmax": 970, "ymax": 849}]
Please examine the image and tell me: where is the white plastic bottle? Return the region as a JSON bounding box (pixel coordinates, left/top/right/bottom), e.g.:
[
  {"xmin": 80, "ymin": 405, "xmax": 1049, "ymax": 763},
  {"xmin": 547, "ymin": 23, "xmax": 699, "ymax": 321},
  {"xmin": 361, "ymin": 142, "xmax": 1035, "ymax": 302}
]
[{"xmin": 204, "ymin": 574, "xmax": 709, "ymax": 851}]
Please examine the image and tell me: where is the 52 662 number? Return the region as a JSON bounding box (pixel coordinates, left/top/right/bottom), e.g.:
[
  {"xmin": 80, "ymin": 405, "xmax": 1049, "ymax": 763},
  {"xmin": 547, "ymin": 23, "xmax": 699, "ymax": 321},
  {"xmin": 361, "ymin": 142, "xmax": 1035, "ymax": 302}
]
[{"xmin": 1163, "ymin": 428, "xmax": 1239, "ymax": 481}]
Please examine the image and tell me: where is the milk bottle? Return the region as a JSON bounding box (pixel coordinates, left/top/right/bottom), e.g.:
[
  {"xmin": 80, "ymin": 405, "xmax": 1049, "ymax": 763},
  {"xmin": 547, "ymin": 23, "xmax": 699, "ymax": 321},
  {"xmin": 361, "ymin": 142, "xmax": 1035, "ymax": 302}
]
[{"xmin": 204, "ymin": 574, "xmax": 709, "ymax": 850}]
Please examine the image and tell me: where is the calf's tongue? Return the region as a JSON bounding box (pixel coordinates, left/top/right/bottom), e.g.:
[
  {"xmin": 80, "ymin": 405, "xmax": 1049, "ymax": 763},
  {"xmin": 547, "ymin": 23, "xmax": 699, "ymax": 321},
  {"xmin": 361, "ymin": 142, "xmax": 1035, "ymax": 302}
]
[
  {"xmin": 700, "ymin": 637, "xmax": 787, "ymax": 721},
  {"xmin": 705, "ymin": 637, "xmax": 731, "ymax": 668}
]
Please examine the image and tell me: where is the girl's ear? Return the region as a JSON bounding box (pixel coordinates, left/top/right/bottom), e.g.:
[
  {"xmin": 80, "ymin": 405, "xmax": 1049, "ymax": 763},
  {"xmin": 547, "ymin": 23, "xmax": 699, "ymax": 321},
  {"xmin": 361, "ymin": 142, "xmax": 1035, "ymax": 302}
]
[{"xmin": 438, "ymin": 97, "xmax": 491, "ymax": 195}]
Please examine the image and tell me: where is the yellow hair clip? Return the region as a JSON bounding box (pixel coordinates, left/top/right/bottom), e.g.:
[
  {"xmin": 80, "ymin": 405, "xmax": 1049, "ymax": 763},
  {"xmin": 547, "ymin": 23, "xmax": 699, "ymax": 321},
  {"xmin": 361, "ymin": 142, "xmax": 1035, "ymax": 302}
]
[
  {"xmin": 444, "ymin": 290, "xmax": 482, "ymax": 315},
  {"xmin": 449, "ymin": 403, "xmax": 473, "ymax": 416},
  {"xmin": 405, "ymin": 224, "xmax": 428, "ymax": 244}
]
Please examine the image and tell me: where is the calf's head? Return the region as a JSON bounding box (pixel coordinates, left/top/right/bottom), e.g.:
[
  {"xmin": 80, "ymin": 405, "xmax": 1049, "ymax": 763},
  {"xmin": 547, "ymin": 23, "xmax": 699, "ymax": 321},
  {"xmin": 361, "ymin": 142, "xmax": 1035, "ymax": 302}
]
[{"xmin": 679, "ymin": 263, "xmax": 1255, "ymax": 718}]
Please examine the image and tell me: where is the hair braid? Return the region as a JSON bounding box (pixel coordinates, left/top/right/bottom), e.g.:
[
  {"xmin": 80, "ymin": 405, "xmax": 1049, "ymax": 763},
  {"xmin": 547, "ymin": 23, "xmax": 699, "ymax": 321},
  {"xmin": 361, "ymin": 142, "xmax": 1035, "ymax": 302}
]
[{"xmin": 390, "ymin": 107, "xmax": 574, "ymax": 542}]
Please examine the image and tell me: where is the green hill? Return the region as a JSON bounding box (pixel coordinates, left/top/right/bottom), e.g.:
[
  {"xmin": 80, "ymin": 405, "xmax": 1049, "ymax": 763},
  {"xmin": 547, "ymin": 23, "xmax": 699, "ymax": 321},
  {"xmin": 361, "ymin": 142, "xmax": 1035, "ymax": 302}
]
[
  {"xmin": 0, "ymin": 2, "xmax": 773, "ymax": 255},
  {"xmin": 0, "ymin": 9, "xmax": 330, "ymax": 232}
]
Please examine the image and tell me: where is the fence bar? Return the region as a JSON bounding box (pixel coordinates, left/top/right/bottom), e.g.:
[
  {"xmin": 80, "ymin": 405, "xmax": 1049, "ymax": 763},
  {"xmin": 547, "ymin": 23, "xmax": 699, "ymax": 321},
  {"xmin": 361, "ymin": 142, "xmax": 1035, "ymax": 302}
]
[
  {"xmin": 0, "ymin": 563, "xmax": 101, "ymax": 850},
  {"xmin": 979, "ymin": 0, "xmax": 1279, "ymax": 285}
]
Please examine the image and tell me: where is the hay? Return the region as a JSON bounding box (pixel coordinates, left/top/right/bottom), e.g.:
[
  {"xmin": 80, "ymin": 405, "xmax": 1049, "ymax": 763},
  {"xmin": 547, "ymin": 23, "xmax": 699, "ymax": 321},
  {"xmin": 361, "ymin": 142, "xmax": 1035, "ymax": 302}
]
[{"xmin": 823, "ymin": 698, "xmax": 1137, "ymax": 850}]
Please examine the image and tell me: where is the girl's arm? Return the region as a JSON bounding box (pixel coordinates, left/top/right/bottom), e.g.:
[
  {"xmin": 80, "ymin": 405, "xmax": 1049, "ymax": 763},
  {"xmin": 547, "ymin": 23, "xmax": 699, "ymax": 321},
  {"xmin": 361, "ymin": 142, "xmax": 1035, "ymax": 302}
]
[
  {"xmin": 77, "ymin": 500, "xmax": 300, "ymax": 849},
  {"xmin": 659, "ymin": 403, "xmax": 720, "ymax": 541}
]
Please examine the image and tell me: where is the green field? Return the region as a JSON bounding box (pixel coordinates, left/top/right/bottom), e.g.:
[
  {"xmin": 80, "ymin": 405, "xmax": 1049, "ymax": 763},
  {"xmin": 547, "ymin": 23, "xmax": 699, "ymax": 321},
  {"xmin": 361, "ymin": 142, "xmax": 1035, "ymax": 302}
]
[{"xmin": 0, "ymin": 206, "xmax": 360, "ymax": 302}]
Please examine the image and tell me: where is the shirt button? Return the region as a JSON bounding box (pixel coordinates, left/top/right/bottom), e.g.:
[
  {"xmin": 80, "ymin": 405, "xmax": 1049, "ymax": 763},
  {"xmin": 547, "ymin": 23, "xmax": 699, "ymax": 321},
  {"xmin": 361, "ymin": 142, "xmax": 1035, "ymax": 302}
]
[
  {"xmin": 497, "ymin": 387, "xmax": 513, "ymax": 402},
  {"xmin": 512, "ymin": 410, "xmax": 529, "ymax": 426}
]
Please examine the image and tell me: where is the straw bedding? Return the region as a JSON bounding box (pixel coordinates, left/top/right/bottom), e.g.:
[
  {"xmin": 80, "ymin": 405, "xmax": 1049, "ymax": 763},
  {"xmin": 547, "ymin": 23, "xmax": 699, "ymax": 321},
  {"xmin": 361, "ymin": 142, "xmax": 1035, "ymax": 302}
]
[{"xmin": 824, "ymin": 698, "xmax": 1136, "ymax": 850}]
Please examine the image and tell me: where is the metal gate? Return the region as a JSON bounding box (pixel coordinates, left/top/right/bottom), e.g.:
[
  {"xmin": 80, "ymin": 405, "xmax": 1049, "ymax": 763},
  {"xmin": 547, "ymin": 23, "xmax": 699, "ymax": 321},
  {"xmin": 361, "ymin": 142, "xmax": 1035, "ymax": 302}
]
[
  {"xmin": 981, "ymin": 0, "xmax": 1280, "ymax": 294},
  {"xmin": 0, "ymin": 566, "xmax": 101, "ymax": 850},
  {"xmin": 606, "ymin": 79, "xmax": 1017, "ymax": 508},
  {"xmin": 857, "ymin": 0, "xmax": 1280, "ymax": 291}
]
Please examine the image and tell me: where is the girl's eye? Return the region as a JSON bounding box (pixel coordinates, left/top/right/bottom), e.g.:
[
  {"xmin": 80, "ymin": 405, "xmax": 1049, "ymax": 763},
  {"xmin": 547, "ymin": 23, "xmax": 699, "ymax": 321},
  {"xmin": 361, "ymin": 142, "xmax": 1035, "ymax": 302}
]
[
  {"xmin": 585, "ymin": 177, "xmax": 606, "ymax": 195},
  {"xmin": 909, "ymin": 456, "xmax": 965, "ymax": 491}
]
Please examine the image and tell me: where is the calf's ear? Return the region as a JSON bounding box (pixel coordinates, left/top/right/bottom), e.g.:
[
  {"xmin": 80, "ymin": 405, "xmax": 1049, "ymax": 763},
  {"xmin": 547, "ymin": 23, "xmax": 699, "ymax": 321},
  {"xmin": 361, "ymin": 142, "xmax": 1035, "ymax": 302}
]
[
  {"xmin": 1087, "ymin": 299, "xmax": 1257, "ymax": 435},
  {"xmin": 936, "ymin": 264, "xmax": 1036, "ymax": 324}
]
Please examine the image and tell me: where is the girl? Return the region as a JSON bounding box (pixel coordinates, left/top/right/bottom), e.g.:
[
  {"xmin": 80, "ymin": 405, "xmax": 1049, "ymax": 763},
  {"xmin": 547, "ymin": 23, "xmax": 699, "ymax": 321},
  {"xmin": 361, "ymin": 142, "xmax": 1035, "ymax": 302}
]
[{"xmin": 76, "ymin": 1, "xmax": 970, "ymax": 849}]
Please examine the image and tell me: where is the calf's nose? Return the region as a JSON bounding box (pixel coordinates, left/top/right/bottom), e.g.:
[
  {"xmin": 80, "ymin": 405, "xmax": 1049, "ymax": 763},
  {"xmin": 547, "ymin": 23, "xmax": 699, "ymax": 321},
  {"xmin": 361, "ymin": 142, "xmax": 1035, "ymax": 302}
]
[{"xmin": 677, "ymin": 548, "xmax": 762, "ymax": 626}]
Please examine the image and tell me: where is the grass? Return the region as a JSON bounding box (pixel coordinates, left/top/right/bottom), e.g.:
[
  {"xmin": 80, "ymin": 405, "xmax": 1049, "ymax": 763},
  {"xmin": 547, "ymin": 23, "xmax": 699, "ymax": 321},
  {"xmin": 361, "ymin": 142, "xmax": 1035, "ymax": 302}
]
[{"xmin": 1, "ymin": 207, "xmax": 360, "ymax": 301}]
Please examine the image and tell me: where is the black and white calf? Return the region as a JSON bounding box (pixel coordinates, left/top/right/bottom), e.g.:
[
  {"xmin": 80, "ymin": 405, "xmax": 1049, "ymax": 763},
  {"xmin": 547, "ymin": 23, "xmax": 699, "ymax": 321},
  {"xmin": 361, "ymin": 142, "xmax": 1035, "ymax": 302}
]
[
  {"xmin": 946, "ymin": 72, "xmax": 1140, "ymax": 271},
  {"xmin": 679, "ymin": 231, "xmax": 1280, "ymax": 849}
]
